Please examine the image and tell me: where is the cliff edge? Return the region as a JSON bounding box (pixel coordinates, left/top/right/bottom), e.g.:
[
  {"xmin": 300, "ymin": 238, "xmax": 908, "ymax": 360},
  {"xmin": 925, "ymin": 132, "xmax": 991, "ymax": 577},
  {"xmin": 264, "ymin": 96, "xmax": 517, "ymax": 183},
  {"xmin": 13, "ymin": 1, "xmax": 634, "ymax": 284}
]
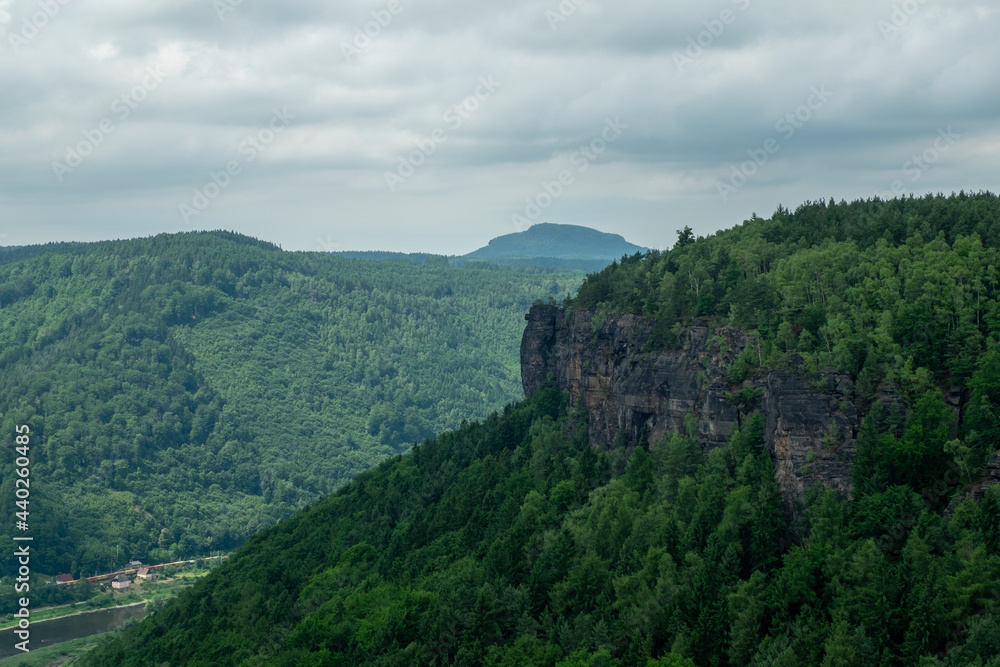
[{"xmin": 521, "ymin": 304, "xmax": 860, "ymax": 510}]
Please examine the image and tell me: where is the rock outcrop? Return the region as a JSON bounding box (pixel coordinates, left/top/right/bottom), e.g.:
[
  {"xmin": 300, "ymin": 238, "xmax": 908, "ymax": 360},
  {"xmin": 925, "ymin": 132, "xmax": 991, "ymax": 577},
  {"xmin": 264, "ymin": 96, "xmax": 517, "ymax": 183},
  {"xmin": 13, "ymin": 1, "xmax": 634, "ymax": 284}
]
[
  {"xmin": 762, "ymin": 370, "xmax": 858, "ymax": 505},
  {"xmin": 981, "ymin": 452, "xmax": 1000, "ymax": 498},
  {"xmin": 521, "ymin": 304, "xmax": 859, "ymax": 509}
]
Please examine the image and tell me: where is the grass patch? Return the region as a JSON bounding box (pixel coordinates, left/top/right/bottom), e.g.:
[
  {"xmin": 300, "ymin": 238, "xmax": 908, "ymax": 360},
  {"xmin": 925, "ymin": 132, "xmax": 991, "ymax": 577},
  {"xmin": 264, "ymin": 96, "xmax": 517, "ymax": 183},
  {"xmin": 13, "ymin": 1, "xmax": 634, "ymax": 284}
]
[{"xmin": 0, "ymin": 632, "xmax": 110, "ymax": 666}]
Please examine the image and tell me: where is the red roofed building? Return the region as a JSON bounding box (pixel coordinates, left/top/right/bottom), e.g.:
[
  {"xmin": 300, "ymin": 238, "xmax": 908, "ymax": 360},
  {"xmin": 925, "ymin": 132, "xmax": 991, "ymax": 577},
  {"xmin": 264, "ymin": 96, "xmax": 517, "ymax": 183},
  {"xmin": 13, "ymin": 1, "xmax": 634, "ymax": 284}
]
[{"xmin": 56, "ymin": 574, "xmax": 74, "ymax": 585}]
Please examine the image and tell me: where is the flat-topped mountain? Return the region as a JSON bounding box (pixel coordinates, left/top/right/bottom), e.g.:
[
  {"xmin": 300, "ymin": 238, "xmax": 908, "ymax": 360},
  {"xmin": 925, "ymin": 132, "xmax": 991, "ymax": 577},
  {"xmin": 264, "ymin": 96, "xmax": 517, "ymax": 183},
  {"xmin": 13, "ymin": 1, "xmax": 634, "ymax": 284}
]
[
  {"xmin": 328, "ymin": 224, "xmax": 648, "ymax": 271},
  {"xmin": 462, "ymin": 223, "xmax": 648, "ymax": 270}
]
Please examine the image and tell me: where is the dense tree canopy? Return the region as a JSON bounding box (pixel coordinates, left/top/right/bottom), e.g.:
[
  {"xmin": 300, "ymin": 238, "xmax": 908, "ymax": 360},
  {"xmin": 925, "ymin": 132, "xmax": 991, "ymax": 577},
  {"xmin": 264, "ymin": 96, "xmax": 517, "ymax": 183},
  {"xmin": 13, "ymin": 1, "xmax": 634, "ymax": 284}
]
[
  {"xmin": 82, "ymin": 195, "xmax": 1000, "ymax": 666},
  {"xmin": 80, "ymin": 385, "xmax": 1000, "ymax": 666},
  {"xmin": 572, "ymin": 192, "xmax": 1000, "ymax": 475},
  {"xmin": 0, "ymin": 231, "xmax": 582, "ymax": 580}
]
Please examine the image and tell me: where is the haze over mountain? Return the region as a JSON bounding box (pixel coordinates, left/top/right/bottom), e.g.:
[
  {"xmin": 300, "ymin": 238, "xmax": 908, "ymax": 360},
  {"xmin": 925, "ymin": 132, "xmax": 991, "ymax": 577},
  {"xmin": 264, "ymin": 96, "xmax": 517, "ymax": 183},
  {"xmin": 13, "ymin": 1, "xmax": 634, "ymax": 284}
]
[{"xmin": 336, "ymin": 223, "xmax": 650, "ymax": 272}]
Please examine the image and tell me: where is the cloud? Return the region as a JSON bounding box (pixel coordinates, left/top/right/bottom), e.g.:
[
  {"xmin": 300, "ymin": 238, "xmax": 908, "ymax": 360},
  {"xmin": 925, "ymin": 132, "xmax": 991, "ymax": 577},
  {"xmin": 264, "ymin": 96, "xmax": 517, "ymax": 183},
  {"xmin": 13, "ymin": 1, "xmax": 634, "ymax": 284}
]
[
  {"xmin": 87, "ymin": 41, "xmax": 120, "ymax": 62},
  {"xmin": 0, "ymin": 0, "xmax": 997, "ymax": 253}
]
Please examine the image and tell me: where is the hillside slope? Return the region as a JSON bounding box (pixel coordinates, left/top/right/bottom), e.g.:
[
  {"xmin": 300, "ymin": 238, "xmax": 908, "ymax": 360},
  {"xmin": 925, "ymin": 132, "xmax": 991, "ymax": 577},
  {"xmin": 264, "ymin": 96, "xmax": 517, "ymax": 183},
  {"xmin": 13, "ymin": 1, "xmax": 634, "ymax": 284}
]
[
  {"xmin": 81, "ymin": 194, "xmax": 1000, "ymax": 666},
  {"xmin": 0, "ymin": 232, "xmax": 583, "ymax": 579}
]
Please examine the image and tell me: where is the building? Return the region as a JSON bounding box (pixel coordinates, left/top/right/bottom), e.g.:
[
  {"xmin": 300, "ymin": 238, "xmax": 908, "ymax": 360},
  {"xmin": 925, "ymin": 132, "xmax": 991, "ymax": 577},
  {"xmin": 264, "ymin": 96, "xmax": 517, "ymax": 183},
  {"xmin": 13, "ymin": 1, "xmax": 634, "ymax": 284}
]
[
  {"xmin": 127, "ymin": 560, "xmax": 143, "ymax": 568},
  {"xmin": 111, "ymin": 574, "xmax": 131, "ymax": 590},
  {"xmin": 55, "ymin": 574, "xmax": 74, "ymax": 585},
  {"xmin": 136, "ymin": 567, "xmax": 157, "ymax": 581}
]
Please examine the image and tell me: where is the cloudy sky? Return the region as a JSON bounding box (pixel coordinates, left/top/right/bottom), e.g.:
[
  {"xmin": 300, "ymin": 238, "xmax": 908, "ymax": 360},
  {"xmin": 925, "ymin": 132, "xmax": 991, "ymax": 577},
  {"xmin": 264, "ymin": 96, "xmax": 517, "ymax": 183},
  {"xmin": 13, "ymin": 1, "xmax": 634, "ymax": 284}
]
[{"xmin": 0, "ymin": 0, "xmax": 997, "ymax": 254}]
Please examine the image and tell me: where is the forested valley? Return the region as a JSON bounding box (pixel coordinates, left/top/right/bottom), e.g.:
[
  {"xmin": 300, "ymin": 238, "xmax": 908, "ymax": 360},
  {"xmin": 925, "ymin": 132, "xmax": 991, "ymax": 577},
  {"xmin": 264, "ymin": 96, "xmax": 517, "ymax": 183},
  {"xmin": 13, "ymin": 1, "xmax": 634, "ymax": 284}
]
[
  {"xmin": 82, "ymin": 193, "xmax": 1000, "ymax": 666},
  {"xmin": 0, "ymin": 231, "xmax": 583, "ymax": 586}
]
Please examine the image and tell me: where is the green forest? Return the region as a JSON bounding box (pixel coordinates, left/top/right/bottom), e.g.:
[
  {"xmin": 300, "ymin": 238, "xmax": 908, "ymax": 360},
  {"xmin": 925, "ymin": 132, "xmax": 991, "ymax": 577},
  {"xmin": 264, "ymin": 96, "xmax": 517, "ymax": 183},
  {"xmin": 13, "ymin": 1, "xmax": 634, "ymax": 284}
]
[
  {"xmin": 0, "ymin": 232, "xmax": 583, "ymax": 583},
  {"xmin": 81, "ymin": 193, "xmax": 1000, "ymax": 665}
]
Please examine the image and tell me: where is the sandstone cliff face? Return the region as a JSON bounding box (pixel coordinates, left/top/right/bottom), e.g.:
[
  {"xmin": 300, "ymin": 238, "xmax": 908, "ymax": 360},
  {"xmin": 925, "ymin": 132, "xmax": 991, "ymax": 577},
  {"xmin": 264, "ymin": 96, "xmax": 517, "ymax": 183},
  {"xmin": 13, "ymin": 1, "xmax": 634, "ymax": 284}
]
[
  {"xmin": 762, "ymin": 371, "xmax": 858, "ymax": 505},
  {"xmin": 521, "ymin": 304, "xmax": 859, "ymax": 509}
]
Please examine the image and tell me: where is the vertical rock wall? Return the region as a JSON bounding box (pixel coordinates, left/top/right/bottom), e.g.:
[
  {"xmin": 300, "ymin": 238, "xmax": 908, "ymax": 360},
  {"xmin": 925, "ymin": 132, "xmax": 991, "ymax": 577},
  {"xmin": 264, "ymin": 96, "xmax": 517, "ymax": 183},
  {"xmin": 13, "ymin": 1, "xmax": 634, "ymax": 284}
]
[{"xmin": 521, "ymin": 304, "xmax": 860, "ymax": 508}]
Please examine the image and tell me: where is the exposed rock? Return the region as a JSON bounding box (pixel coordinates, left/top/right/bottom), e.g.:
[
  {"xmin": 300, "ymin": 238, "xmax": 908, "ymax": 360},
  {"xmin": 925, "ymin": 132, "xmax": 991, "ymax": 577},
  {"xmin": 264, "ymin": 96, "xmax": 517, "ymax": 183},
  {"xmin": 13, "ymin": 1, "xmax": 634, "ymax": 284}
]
[
  {"xmin": 521, "ymin": 304, "xmax": 860, "ymax": 510},
  {"xmin": 763, "ymin": 371, "xmax": 857, "ymax": 505},
  {"xmin": 522, "ymin": 306, "xmax": 744, "ymax": 450},
  {"xmin": 982, "ymin": 452, "xmax": 1000, "ymax": 498},
  {"xmin": 948, "ymin": 452, "xmax": 1000, "ymax": 508}
]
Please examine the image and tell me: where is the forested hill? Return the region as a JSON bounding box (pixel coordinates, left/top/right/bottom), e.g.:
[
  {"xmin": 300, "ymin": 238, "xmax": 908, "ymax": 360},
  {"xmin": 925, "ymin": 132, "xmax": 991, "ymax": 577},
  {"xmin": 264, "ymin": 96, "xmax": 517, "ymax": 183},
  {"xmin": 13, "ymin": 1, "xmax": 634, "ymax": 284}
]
[
  {"xmin": 83, "ymin": 194, "xmax": 1000, "ymax": 666},
  {"xmin": 0, "ymin": 231, "xmax": 583, "ymax": 578}
]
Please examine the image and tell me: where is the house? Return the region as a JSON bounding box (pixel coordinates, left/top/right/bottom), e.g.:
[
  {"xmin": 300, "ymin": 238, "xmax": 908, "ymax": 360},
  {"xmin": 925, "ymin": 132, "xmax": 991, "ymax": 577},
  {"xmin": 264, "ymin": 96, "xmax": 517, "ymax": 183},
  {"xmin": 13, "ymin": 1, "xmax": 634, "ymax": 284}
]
[
  {"xmin": 127, "ymin": 560, "xmax": 143, "ymax": 568},
  {"xmin": 55, "ymin": 574, "xmax": 74, "ymax": 585},
  {"xmin": 111, "ymin": 574, "xmax": 131, "ymax": 590},
  {"xmin": 136, "ymin": 567, "xmax": 155, "ymax": 581}
]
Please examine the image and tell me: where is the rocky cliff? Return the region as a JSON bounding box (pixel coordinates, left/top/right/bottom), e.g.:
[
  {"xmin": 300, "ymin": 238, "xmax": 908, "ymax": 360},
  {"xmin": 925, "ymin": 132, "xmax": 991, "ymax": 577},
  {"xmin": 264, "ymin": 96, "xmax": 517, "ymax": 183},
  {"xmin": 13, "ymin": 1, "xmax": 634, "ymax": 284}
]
[{"xmin": 521, "ymin": 304, "xmax": 860, "ymax": 509}]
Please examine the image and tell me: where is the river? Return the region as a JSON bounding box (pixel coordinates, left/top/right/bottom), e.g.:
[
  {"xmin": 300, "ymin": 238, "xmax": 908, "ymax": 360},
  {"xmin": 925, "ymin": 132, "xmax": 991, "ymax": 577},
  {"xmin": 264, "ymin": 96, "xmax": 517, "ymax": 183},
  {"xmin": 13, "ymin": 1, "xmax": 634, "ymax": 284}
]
[{"xmin": 0, "ymin": 603, "xmax": 148, "ymax": 660}]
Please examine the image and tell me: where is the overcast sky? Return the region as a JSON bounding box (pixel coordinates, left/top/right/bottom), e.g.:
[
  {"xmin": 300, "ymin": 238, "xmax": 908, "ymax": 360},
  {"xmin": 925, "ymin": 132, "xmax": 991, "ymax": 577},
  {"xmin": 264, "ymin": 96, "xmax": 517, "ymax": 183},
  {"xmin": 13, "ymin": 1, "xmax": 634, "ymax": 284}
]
[{"xmin": 0, "ymin": 0, "xmax": 997, "ymax": 254}]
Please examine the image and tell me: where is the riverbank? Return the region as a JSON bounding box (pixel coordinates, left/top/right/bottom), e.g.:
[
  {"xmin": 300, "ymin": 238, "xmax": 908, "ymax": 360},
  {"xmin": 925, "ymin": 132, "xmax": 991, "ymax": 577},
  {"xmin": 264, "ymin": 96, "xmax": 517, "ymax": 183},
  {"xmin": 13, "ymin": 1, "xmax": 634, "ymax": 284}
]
[
  {"xmin": 0, "ymin": 603, "xmax": 148, "ymax": 662},
  {"xmin": 0, "ymin": 604, "xmax": 148, "ymax": 661},
  {"xmin": 0, "ymin": 565, "xmax": 211, "ymax": 632}
]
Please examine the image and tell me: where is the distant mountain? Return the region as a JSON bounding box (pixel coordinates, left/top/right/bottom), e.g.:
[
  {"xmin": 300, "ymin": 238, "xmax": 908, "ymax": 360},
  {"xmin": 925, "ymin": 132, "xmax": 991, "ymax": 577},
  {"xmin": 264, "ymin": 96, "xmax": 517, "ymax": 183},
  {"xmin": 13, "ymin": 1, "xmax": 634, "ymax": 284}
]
[
  {"xmin": 462, "ymin": 223, "xmax": 648, "ymax": 271},
  {"xmin": 329, "ymin": 225, "xmax": 648, "ymax": 272}
]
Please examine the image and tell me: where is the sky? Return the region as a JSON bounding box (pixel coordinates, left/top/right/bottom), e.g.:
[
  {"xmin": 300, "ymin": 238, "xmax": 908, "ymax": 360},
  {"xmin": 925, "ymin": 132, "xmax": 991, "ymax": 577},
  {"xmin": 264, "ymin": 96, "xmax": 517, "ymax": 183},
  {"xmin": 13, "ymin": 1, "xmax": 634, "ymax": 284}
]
[{"xmin": 0, "ymin": 0, "xmax": 997, "ymax": 255}]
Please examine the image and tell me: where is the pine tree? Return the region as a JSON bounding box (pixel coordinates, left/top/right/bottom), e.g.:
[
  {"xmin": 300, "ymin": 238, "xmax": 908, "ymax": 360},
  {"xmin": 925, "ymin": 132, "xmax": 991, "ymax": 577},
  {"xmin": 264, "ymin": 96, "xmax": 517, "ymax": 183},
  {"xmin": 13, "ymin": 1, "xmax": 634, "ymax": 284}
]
[{"xmin": 851, "ymin": 413, "xmax": 891, "ymax": 498}]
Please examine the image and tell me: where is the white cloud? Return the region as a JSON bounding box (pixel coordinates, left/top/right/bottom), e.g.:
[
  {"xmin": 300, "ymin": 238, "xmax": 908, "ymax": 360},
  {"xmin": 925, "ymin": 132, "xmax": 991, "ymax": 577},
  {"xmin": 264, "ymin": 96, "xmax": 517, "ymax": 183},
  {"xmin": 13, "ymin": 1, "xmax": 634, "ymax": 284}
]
[{"xmin": 87, "ymin": 42, "xmax": 119, "ymax": 61}]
